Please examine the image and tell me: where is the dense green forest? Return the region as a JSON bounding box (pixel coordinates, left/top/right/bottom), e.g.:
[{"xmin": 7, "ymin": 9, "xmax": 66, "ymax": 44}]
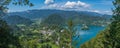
[
  {"xmin": 3, "ymin": 15, "xmax": 33, "ymax": 25},
  {"xmin": 0, "ymin": 0, "xmax": 120, "ymax": 48}
]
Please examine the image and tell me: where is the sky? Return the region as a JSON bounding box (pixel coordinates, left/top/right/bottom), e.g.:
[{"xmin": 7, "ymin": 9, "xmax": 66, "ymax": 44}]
[{"xmin": 8, "ymin": 0, "xmax": 114, "ymax": 15}]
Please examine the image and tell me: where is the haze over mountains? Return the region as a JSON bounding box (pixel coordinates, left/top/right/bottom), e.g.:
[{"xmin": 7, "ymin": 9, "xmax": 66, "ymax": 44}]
[
  {"xmin": 8, "ymin": 9, "xmax": 111, "ymax": 19},
  {"xmin": 3, "ymin": 9, "xmax": 112, "ymax": 26}
]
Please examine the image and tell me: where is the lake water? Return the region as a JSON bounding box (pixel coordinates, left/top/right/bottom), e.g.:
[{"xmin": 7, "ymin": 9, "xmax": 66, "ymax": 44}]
[{"xmin": 73, "ymin": 25, "xmax": 105, "ymax": 48}]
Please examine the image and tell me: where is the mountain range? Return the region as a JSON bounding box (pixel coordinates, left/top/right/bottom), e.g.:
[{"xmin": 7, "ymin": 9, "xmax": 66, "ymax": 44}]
[
  {"xmin": 3, "ymin": 9, "xmax": 112, "ymax": 26},
  {"xmin": 8, "ymin": 9, "xmax": 112, "ymax": 20}
]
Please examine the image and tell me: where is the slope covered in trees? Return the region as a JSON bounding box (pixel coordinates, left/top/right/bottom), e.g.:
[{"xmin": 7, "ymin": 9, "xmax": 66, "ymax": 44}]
[
  {"xmin": 2, "ymin": 15, "xmax": 33, "ymax": 25},
  {"xmin": 80, "ymin": 28, "xmax": 109, "ymax": 48},
  {"xmin": 41, "ymin": 14, "xmax": 65, "ymax": 26},
  {"xmin": 81, "ymin": 0, "xmax": 120, "ymax": 48}
]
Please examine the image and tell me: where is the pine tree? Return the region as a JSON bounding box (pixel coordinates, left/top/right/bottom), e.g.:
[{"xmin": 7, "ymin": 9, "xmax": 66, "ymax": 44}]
[
  {"xmin": 66, "ymin": 19, "xmax": 80, "ymax": 48},
  {"xmin": 0, "ymin": 0, "xmax": 33, "ymax": 48},
  {"xmin": 106, "ymin": 0, "xmax": 120, "ymax": 48},
  {"xmin": 0, "ymin": 19, "xmax": 21, "ymax": 48}
]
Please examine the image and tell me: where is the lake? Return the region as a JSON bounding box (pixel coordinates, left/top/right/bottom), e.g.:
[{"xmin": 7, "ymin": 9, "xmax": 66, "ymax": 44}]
[{"xmin": 72, "ymin": 25, "xmax": 105, "ymax": 48}]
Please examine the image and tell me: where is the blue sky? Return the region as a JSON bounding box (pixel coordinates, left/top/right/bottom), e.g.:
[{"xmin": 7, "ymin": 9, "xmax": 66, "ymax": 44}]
[{"xmin": 8, "ymin": 0, "xmax": 114, "ymax": 15}]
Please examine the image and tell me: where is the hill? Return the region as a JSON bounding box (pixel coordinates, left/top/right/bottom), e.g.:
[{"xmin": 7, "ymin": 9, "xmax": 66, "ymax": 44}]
[
  {"xmin": 8, "ymin": 9, "xmax": 112, "ymax": 26},
  {"xmin": 80, "ymin": 28, "xmax": 109, "ymax": 48},
  {"xmin": 8, "ymin": 9, "xmax": 111, "ymax": 19},
  {"xmin": 2, "ymin": 15, "xmax": 33, "ymax": 25},
  {"xmin": 42, "ymin": 14, "xmax": 65, "ymax": 26}
]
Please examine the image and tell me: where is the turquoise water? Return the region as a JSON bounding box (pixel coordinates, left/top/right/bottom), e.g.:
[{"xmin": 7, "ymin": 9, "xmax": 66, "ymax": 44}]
[{"xmin": 73, "ymin": 25, "xmax": 105, "ymax": 48}]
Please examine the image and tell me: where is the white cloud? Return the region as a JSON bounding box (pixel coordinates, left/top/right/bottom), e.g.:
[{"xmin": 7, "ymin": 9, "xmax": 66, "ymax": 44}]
[
  {"xmin": 42, "ymin": 1, "xmax": 90, "ymax": 10},
  {"xmin": 44, "ymin": 0, "xmax": 54, "ymax": 5},
  {"xmin": 91, "ymin": 10, "xmax": 100, "ymax": 13},
  {"xmin": 41, "ymin": 3, "xmax": 60, "ymax": 9},
  {"xmin": 63, "ymin": 1, "xmax": 90, "ymax": 9},
  {"xmin": 103, "ymin": 11, "xmax": 112, "ymax": 15},
  {"xmin": 89, "ymin": 10, "xmax": 112, "ymax": 15},
  {"xmin": 48, "ymin": 4, "xmax": 58, "ymax": 8},
  {"xmin": 42, "ymin": 1, "xmax": 112, "ymax": 15}
]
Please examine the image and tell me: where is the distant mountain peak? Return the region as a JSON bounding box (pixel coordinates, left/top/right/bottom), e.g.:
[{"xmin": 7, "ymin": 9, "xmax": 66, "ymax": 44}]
[{"xmin": 8, "ymin": 9, "xmax": 112, "ymax": 19}]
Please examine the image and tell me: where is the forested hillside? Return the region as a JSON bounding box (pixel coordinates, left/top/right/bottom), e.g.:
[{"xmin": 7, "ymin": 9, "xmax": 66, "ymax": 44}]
[
  {"xmin": 81, "ymin": 0, "xmax": 120, "ymax": 48},
  {"xmin": 8, "ymin": 9, "xmax": 111, "ymax": 26},
  {"xmin": 2, "ymin": 15, "xmax": 33, "ymax": 25},
  {"xmin": 80, "ymin": 27, "xmax": 109, "ymax": 48}
]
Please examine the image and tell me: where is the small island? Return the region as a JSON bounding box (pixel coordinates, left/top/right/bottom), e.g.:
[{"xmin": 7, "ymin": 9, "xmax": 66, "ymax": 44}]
[{"xmin": 81, "ymin": 24, "xmax": 89, "ymax": 30}]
